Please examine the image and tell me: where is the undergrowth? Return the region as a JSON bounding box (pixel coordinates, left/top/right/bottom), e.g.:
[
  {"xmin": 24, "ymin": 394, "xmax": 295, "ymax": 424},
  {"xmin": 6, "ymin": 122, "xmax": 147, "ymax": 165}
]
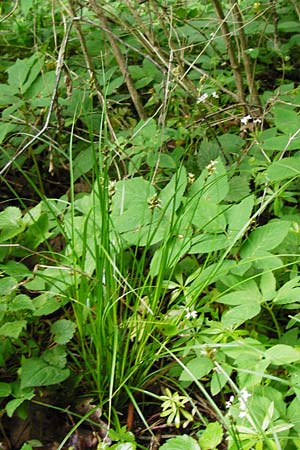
[{"xmin": 0, "ymin": 1, "xmax": 300, "ymax": 449}]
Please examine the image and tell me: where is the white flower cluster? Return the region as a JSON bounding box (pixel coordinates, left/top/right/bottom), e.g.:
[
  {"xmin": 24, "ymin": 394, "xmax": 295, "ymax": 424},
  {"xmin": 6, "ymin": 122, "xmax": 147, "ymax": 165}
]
[
  {"xmin": 185, "ymin": 307, "xmax": 198, "ymax": 319},
  {"xmin": 196, "ymin": 91, "xmax": 219, "ymax": 104},
  {"xmin": 240, "ymin": 114, "xmax": 262, "ymax": 126},
  {"xmin": 226, "ymin": 388, "xmax": 251, "ymax": 419},
  {"xmin": 206, "ymin": 159, "xmax": 218, "ymax": 174}
]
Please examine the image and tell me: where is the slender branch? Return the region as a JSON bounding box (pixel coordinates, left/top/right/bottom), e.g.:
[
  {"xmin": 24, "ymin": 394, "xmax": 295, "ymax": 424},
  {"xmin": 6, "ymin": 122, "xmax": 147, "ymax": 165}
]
[
  {"xmin": 65, "ymin": 0, "xmax": 117, "ymax": 142},
  {"xmin": 211, "ymin": 0, "xmax": 247, "ymax": 109},
  {"xmin": 0, "ymin": 16, "xmax": 72, "ymax": 176},
  {"xmin": 230, "ymin": 1, "xmax": 261, "ymax": 109},
  {"xmin": 89, "ymin": 0, "xmax": 147, "ymax": 120}
]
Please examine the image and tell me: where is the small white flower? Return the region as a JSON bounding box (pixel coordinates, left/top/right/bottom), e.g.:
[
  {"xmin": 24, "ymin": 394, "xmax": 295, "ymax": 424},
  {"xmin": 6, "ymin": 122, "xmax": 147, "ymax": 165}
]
[
  {"xmin": 206, "ymin": 159, "xmax": 218, "ymax": 174},
  {"xmin": 226, "ymin": 395, "xmax": 234, "ymax": 409},
  {"xmin": 185, "ymin": 307, "xmax": 198, "ymax": 319},
  {"xmin": 253, "ymin": 118, "xmax": 262, "ymax": 125},
  {"xmin": 241, "ymin": 114, "xmax": 252, "ymax": 125},
  {"xmin": 212, "ymin": 91, "xmax": 219, "ymax": 98},
  {"xmin": 239, "ymin": 410, "xmax": 248, "ymax": 419},
  {"xmin": 196, "ymin": 93, "xmax": 209, "ymax": 104},
  {"xmin": 240, "ymin": 388, "xmax": 251, "ymax": 402}
]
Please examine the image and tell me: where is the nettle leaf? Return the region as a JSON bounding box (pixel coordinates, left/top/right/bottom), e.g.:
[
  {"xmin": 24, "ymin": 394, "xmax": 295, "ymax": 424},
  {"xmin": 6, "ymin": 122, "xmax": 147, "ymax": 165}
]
[
  {"xmin": 0, "ymin": 261, "xmax": 31, "ymax": 280},
  {"xmin": 0, "ymin": 320, "xmax": 27, "ymax": 338},
  {"xmin": 51, "ymin": 319, "xmax": 76, "ymax": 345},
  {"xmin": 266, "ymin": 157, "xmax": 300, "ymax": 181},
  {"xmin": 265, "ymin": 345, "xmax": 300, "ymax": 365},
  {"xmin": 240, "ymin": 220, "xmax": 290, "ymax": 259},
  {"xmin": 21, "ymin": 357, "xmax": 70, "ymax": 388},
  {"xmin": 160, "ymin": 435, "xmax": 200, "ymax": 450},
  {"xmin": 10, "ymin": 294, "xmax": 35, "ymax": 312},
  {"xmin": 43, "ymin": 346, "xmax": 68, "ymax": 369},
  {"xmin": 221, "ymin": 302, "xmax": 261, "ymax": 329},
  {"xmin": 199, "ymin": 422, "xmax": 223, "ymax": 450},
  {"xmin": 263, "ymin": 135, "xmax": 300, "ymax": 152},
  {"xmin": 0, "ymin": 276, "xmax": 17, "ymax": 295},
  {"xmin": 179, "ymin": 356, "xmax": 214, "ymax": 382}
]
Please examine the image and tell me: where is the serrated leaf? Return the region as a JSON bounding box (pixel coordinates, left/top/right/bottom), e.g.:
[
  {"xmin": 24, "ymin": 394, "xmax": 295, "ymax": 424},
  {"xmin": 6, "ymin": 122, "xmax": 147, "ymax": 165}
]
[
  {"xmin": 199, "ymin": 422, "xmax": 223, "ymax": 450},
  {"xmin": 160, "ymin": 435, "xmax": 200, "ymax": 450},
  {"xmin": 265, "ymin": 345, "xmax": 300, "ymax": 365},
  {"xmin": 21, "ymin": 357, "xmax": 70, "ymax": 388},
  {"xmin": 0, "ymin": 320, "xmax": 27, "ymax": 338},
  {"xmin": 51, "ymin": 319, "xmax": 76, "ymax": 345}
]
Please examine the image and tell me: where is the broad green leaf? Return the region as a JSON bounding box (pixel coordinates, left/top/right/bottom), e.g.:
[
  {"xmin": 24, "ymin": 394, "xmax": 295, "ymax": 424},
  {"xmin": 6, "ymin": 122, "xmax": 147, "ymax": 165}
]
[
  {"xmin": 10, "ymin": 294, "xmax": 35, "ymax": 311},
  {"xmin": 190, "ymin": 234, "xmax": 228, "ymax": 253},
  {"xmin": 211, "ymin": 363, "xmax": 232, "ymax": 396},
  {"xmin": 226, "ymin": 195, "xmax": 254, "ymax": 237},
  {"xmin": 43, "ymin": 346, "xmax": 68, "ymax": 369},
  {"xmin": 0, "ymin": 382, "xmax": 12, "ymax": 397},
  {"xmin": 260, "ymin": 272, "xmax": 276, "ymax": 301},
  {"xmin": 227, "ymin": 176, "xmax": 250, "ymax": 202},
  {"xmin": 274, "ymin": 106, "xmax": 300, "ymax": 135},
  {"xmin": 0, "ymin": 320, "xmax": 27, "ymax": 338},
  {"xmin": 159, "ymin": 166, "xmax": 187, "ymax": 213},
  {"xmin": 199, "ymin": 422, "xmax": 223, "ymax": 450},
  {"xmin": 266, "ymin": 157, "xmax": 300, "ymax": 181},
  {"xmin": 51, "ymin": 319, "xmax": 76, "ymax": 345},
  {"xmin": 0, "ymin": 276, "xmax": 17, "ymax": 295},
  {"xmin": 112, "ymin": 177, "xmax": 155, "ymax": 215},
  {"xmin": 110, "ymin": 443, "xmax": 136, "ymax": 450},
  {"xmin": 6, "ymin": 55, "xmax": 40, "ymax": 91},
  {"xmin": 189, "ymin": 157, "xmax": 228, "ymax": 204},
  {"xmin": 240, "ymin": 220, "xmax": 290, "ymax": 258},
  {"xmin": 273, "ymin": 277, "xmax": 300, "ymax": 304},
  {"xmin": 0, "ymin": 261, "xmax": 31, "ymax": 279},
  {"xmin": 160, "ymin": 435, "xmax": 200, "ymax": 450},
  {"xmin": 20, "ymin": 0, "xmax": 34, "ymax": 16},
  {"xmin": 6, "ymin": 391, "xmax": 35, "ymax": 418},
  {"xmin": 21, "ymin": 357, "xmax": 70, "ymax": 388},
  {"xmin": 191, "ymin": 200, "xmax": 226, "ymax": 232},
  {"xmin": 222, "ymin": 302, "xmax": 261, "ymax": 329},
  {"xmin": 263, "ymin": 135, "xmax": 300, "ymax": 151},
  {"xmin": 32, "ymin": 293, "xmax": 67, "ymax": 316},
  {"xmin": 217, "ymin": 290, "xmax": 260, "ymax": 306},
  {"xmin": 179, "ymin": 356, "xmax": 214, "ymax": 382},
  {"xmin": 0, "ymin": 206, "xmax": 22, "ymax": 228},
  {"xmin": 0, "ymin": 122, "xmax": 16, "ymax": 144},
  {"xmin": 265, "ymin": 345, "xmax": 300, "ymax": 365}
]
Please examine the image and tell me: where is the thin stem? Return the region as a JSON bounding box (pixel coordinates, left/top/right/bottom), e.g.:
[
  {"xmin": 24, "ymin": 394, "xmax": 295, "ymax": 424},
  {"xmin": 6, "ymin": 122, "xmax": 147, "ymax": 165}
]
[
  {"xmin": 89, "ymin": 1, "xmax": 147, "ymax": 120},
  {"xmin": 212, "ymin": 0, "xmax": 247, "ymax": 110}
]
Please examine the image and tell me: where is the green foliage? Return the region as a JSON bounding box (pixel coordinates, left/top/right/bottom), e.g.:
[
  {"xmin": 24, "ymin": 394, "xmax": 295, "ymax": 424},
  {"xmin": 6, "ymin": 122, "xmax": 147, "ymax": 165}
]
[{"xmin": 1, "ymin": 1, "xmax": 300, "ymax": 449}]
